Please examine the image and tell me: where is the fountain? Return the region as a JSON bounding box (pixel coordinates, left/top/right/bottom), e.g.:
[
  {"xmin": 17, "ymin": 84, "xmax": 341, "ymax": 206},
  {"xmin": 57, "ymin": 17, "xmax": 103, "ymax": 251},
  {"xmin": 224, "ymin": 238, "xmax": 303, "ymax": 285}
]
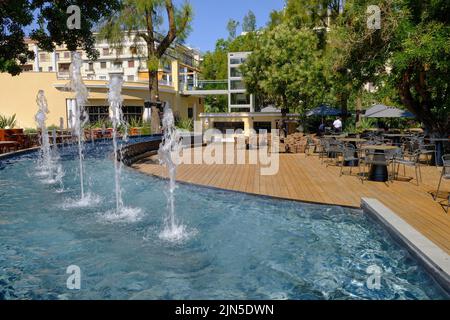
[
  {"xmin": 68, "ymin": 52, "xmax": 90, "ymax": 201},
  {"xmin": 34, "ymin": 90, "xmax": 64, "ymax": 188},
  {"xmin": 108, "ymin": 72, "xmax": 127, "ymax": 212},
  {"xmin": 158, "ymin": 102, "xmax": 189, "ymax": 242}
]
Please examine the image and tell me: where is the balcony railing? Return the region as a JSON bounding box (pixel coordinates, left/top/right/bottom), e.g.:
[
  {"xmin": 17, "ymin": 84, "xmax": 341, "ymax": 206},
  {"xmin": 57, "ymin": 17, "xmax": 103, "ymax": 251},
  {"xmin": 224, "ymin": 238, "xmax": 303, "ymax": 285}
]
[{"xmin": 180, "ymin": 79, "xmax": 228, "ymax": 92}]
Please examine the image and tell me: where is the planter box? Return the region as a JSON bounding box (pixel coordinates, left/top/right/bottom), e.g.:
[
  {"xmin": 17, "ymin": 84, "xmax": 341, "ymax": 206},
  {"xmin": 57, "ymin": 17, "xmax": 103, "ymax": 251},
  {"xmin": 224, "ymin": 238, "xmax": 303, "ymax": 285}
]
[{"xmin": 0, "ymin": 128, "xmax": 23, "ymax": 141}]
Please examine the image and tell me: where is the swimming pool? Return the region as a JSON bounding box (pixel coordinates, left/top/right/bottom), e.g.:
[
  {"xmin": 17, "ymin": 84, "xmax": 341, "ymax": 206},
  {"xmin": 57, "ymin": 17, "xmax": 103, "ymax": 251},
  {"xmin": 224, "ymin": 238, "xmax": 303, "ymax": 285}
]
[{"xmin": 0, "ymin": 138, "xmax": 447, "ymax": 299}]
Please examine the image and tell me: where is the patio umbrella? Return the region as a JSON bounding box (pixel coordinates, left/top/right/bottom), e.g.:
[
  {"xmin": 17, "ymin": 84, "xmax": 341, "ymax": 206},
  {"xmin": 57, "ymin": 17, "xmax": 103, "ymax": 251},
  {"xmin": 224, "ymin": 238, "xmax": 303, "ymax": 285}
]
[
  {"xmin": 307, "ymin": 104, "xmax": 342, "ymax": 117},
  {"xmin": 307, "ymin": 104, "xmax": 342, "ymax": 125},
  {"xmin": 363, "ymin": 104, "xmax": 415, "ymax": 118}
]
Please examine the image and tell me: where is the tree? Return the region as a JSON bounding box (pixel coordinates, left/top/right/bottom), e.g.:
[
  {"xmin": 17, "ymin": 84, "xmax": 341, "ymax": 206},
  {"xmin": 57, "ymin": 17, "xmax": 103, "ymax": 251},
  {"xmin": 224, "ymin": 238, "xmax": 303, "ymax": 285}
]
[
  {"xmin": 0, "ymin": 0, "xmax": 34, "ymax": 75},
  {"xmin": 242, "ymin": 10, "xmax": 256, "ymax": 32},
  {"xmin": 334, "ymin": 0, "xmax": 450, "ymax": 135},
  {"xmin": 100, "ymin": 0, "xmax": 193, "ymax": 105},
  {"xmin": 242, "ymin": 24, "xmax": 325, "ymax": 116},
  {"xmin": 0, "ymin": 0, "xmax": 121, "ymax": 75},
  {"xmin": 226, "ymin": 19, "xmax": 239, "ymax": 40}
]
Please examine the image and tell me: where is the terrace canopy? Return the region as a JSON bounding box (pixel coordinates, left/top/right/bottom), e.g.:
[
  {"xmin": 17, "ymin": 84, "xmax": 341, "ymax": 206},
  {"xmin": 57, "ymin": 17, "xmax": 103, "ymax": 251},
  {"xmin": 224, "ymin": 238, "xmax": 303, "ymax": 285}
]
[{"xmin": 363, "ymin": 104, "xmax": 415, "ymax": 118}]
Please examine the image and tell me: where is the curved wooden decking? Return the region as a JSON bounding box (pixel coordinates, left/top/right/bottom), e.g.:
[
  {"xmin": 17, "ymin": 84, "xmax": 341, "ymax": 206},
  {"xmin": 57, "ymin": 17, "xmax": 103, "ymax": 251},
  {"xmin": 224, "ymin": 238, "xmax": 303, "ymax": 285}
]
[{"xmin": 132, "ymin": 147, "xmax": 450, "ymax": 254}]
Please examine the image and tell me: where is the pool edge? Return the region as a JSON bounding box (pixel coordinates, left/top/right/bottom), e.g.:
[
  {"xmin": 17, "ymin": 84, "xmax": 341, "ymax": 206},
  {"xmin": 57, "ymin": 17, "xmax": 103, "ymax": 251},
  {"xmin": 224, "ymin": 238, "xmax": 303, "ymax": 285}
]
[{"xmin": 361, "ymin": 198, "xmax": 450, "ymax": 295}]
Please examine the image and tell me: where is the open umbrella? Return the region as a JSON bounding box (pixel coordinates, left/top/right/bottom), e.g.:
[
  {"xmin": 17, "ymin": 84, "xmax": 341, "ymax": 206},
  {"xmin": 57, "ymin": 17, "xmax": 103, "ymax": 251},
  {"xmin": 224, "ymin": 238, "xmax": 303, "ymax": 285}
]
[
  {"xmin": 307, "ymin": 104, "xmax": 342, "ymax": 117},
  {"xmin": 363, "ymin": 104, "xmax": 415, "ymax": 118}
]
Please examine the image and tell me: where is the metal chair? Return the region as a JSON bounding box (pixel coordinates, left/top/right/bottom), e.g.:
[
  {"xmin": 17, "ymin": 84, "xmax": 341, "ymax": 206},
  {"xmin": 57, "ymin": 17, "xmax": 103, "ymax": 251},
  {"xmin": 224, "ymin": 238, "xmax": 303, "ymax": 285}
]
[
  {"xmin": 434, "ymin": 155, "xmax": 450, "ymax": 213},
  {"xmin": 338, "ymin": 143, "xmax": 361, "ymax": 177},
  {"xmin": 361, "ymin": 148, "xmax": 397, "ymax": 183},
  {"xmin": 305, "ymin": 136, "xmax": 317, "ymax": 157},
  {"xmin": 393, "ymin": 150, "xmax": 422, "ymax": 186}
]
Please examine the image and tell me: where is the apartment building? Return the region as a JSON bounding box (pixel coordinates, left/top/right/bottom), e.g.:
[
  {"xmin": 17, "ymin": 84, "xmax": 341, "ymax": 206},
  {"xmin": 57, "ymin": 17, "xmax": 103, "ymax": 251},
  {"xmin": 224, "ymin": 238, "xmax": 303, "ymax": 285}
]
[{"xmin": 0, "ymin": 34, "xmax": 203, "ymax": 129}]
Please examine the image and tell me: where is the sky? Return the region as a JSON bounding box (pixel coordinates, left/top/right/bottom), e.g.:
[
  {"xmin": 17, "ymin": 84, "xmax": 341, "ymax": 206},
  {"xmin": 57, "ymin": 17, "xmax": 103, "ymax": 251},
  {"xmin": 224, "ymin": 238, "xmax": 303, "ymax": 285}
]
[{"xmin": 178, "ymin": 0, "xmax": 286, "ymax": 52}]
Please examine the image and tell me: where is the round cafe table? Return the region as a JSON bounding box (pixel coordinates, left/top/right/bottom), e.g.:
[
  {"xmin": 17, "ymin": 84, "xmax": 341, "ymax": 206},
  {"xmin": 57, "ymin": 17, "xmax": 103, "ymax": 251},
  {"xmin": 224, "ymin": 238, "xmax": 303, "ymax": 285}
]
[{"xmin": 361, "ymin": 145, "xmax": 399, "ymax": 182}]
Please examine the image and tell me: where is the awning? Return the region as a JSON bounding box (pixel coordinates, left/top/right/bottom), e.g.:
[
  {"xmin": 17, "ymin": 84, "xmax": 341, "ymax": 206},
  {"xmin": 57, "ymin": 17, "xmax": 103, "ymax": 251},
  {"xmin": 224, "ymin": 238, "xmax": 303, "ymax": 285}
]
[{"xmin": 307, "ymin": 104, "xmax": 342, "ymax": 117}]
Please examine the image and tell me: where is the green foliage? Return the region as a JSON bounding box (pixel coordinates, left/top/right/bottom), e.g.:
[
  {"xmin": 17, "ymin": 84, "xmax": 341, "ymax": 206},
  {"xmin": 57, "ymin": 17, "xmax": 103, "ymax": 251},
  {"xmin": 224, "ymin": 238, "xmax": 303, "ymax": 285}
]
[
  {"xmin": 242, "ymin": 10, "xmax": 257, "ymax": 33},
  {"xmin": 24, "ymin": 128, "xmax": 38, "ymax": 134},
  {"xmin": 227, "ymin": 19, "xmax": 240, "ymax": 40},
  {"xmin": 242, "ymin": 23, "xmax": 326, "ymax": 114},
  {"xmin": 0, "ymin": 114, "xmax": 17, "ymax": 129},
  {"xmin": 99, "ymin": 0, "xmax": 193, "ymax": 100},
  {"xmin": 47, "ymin": 124, "xmax": 59, "ymax": 131},
  {"xmin": 140, "ymin": 121, "xmax": 152, "ymax": 135},
  {"xmin": 128, "ymin": 117, "xmax": 143, "ymax": 128},
  {"xmin": 175, "ymin": 117, "xmax": 193, "ymax": 131},
  {"xmin": 1, "ymin": 1, "xmax": 121, "ymax": 75}
]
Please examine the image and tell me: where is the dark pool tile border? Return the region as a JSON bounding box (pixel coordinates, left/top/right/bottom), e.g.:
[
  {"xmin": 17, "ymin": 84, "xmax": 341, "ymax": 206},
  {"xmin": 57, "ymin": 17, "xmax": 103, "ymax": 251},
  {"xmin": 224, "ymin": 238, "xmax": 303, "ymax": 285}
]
[{"xmin": 362, "ymin": 198, "xmax": 450, "ymax": 296}]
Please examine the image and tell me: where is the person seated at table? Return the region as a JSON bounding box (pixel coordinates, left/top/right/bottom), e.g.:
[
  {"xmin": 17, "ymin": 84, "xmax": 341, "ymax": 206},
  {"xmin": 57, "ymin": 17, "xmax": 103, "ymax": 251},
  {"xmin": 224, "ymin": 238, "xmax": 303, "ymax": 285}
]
[{"xmin": 318, "ymin": 123, "xmax": 326, "ymax": 136}]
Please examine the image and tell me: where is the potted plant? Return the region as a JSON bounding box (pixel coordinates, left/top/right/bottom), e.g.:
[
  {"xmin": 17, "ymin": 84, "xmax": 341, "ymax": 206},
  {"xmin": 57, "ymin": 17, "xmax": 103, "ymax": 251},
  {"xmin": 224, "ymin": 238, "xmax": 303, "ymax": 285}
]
[
  {"xmin": 129, "ymin": 118, "xmax": 143, "ymax": 136},
  {"xmin": 0, "ymin": 114, "xmax": 20, "ymax": 141}
]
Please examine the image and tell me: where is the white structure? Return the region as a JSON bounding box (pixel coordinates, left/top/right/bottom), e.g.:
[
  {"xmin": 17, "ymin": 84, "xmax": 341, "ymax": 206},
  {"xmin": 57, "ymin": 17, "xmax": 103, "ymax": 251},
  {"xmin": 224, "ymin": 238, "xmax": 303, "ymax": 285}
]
[{"xmin": 228, "ymin": 52, "xmax": 254, "ymax": 112}]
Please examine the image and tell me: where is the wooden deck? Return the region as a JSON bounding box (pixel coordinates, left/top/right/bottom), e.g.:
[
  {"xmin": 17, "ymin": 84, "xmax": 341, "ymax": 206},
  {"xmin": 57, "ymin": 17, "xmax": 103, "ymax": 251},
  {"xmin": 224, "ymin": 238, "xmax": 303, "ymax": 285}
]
[{"xmin": 132, "ymin": 147, "xmax": 450, "ymax": 254}]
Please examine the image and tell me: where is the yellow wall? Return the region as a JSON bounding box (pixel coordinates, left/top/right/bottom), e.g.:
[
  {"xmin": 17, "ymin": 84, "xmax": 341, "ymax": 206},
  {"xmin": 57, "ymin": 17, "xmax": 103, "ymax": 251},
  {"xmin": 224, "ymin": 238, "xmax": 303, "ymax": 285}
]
[
  {"xmin": 0, "ymin": 72, "xmax": 71, "ymax": 128},
  {"xmin": 0, "ymin": 72, "xmax": 204, "ymax": 129}
]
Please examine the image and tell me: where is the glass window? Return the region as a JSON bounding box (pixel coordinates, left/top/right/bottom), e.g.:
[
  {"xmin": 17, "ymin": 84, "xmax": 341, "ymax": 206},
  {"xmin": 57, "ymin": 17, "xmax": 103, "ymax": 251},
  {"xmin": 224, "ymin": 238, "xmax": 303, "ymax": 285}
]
[
  {"xmin": 48, "ymin": 66, "xmax": 53, "ymax": 72},
  {"xmin": 102, "ymin": 48, "xmax": 109, "ymax": 56},
  {"xmin": 100, "ymin": 62, "xmax": 107, "ymax": 69},
  {"xmin": 230, "ymin": 93, "xmax": 250, "ymax": 105},
  {"xmin": 230, "ymin": 80, "xmax": 245, "ymax": 90},
  {"xmin": 128, "ymin": 60, "xmax": 135, "ymax": 68},
  {"xmin": 187, "ymin": 108, "xmax": 193, "ymax": 119},
  {"xmin": 64, "ymin": 51, "xmax": 70, "ymax": 58},
  {"xmin": 230, "ymin": 67, "xmax": 242, "ymax": 78},
  {"xmin": 127, "ymin": 75, "xmax": 134, "ymax": 81}
]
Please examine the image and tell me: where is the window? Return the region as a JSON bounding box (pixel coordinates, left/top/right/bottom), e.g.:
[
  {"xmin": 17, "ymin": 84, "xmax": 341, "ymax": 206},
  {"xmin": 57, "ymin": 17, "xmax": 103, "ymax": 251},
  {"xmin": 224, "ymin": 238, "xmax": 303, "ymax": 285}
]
[
  {"xmin": 21, "ymin": 65, "xmax": 33, "ymax": 72},
  {"xmin": 99, "ymin": 75, "xmax": 107, "ymax": 80},
  {"xmin": 128, "ymin": 60, "xmax": 135, "ymax": 68},
  {"xmin": 102, "ymin": 48, "xmax": 109, "ymax": 56},
  {"xmin": 86, "ymin": 106, "xmax": 109, "ymax": 123},
  {"xmin": 253, "ymin": 122, "xmax": 272, "ymax": 133},
  {"xmin": 116, "ymin": 48, "xmax": 123, "ymax": 55},
  {"xmin": 122, "ymin": 106, "xmax": 144, "ymax": 122},
  {"xmin": 100, "ymin": 62, "xmax": 107, "ymax": 69},
  {"xmin": 64, "ymin": 51, "xmax": 70, "ymax": 59},
  {"xmin": 48, "ymin": 66, "xmax": 53, "ymax": 72},
  {"xmin": 230, "ymin": 67, "xmax": 242, "ymax": 78},
  {"xmin": 55, "ymin": 53, "xmax": 60, "ymax": 60},
  {"xmin": 113, "ymin": 61, "xmax": 122, "ymax": 68},
  {"xmin": 230, "ymin": 57, "xmax": 246, "ymax": 65},
  {"xmin": 230, "ymin": 80, "xmax": 245, "ymax": 90},
  {"xmin": 127, "ymin": 75, "xmax": 134, "ymax": 81},
  {"xmin": 39, "ymin": 53, "xmax": 48, "ymax": 62},
  {"xmin": 187, "ymin": 108, "xmax": 193, "ymax": 119},
  {"xmin": 230, "ymin": 93, "xmax": 250, "ymax": 105},
  {"xmin": 59, "ymin": 63, "xmax": 70, "ymax": 72},
  {"xmin": 88, "ymin": 62, "xmax": 94, "ymax": 71},
  {"xmin": 38, "ymin": 67, "xmax": 42, "ymax": 72}
]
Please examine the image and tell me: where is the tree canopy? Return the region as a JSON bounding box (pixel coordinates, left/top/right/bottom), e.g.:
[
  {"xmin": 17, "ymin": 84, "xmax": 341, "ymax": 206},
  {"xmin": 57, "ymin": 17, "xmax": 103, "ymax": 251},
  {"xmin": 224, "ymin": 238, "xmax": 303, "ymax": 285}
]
[{"xmin": 0, "ymin": 0, "xmax": 121, "ymax": 75}]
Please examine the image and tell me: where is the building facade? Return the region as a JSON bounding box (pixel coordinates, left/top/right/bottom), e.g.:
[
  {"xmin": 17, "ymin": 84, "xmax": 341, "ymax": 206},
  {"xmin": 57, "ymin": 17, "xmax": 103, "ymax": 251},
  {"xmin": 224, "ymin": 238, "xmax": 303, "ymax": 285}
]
[{"xmin": 0, "ymin": 34, "xmax": 204, "ymax": 129}]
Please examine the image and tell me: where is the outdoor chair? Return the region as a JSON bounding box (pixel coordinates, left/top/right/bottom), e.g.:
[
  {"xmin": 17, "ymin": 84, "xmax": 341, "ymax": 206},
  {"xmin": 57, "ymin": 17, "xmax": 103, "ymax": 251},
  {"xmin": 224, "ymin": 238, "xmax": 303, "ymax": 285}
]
[
  {"xmin": 393, "ymin": 150, "xmax": 422, "ymax": 185},
  {"xmin": 305, "ymin": 136, "xmax": 317, "ymax": 156},
  {"xmin": 338, "ymin": 143, "xmax": 361, "ymax": 177},
  {"xmin": 434, "ymin": 155, "xmax": 450, "ymax": 213},
  {"xmin": 325, "ymin": 140, "xmax": 343, "ymax": 167}
]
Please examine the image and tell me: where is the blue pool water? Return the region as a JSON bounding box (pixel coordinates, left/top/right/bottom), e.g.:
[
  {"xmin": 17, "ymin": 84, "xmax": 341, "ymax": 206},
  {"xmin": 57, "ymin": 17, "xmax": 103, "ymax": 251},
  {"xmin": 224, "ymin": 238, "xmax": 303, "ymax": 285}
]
[{"xmin": 0, "ymin": 137, "xmax": 447, "ymax": 300}]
